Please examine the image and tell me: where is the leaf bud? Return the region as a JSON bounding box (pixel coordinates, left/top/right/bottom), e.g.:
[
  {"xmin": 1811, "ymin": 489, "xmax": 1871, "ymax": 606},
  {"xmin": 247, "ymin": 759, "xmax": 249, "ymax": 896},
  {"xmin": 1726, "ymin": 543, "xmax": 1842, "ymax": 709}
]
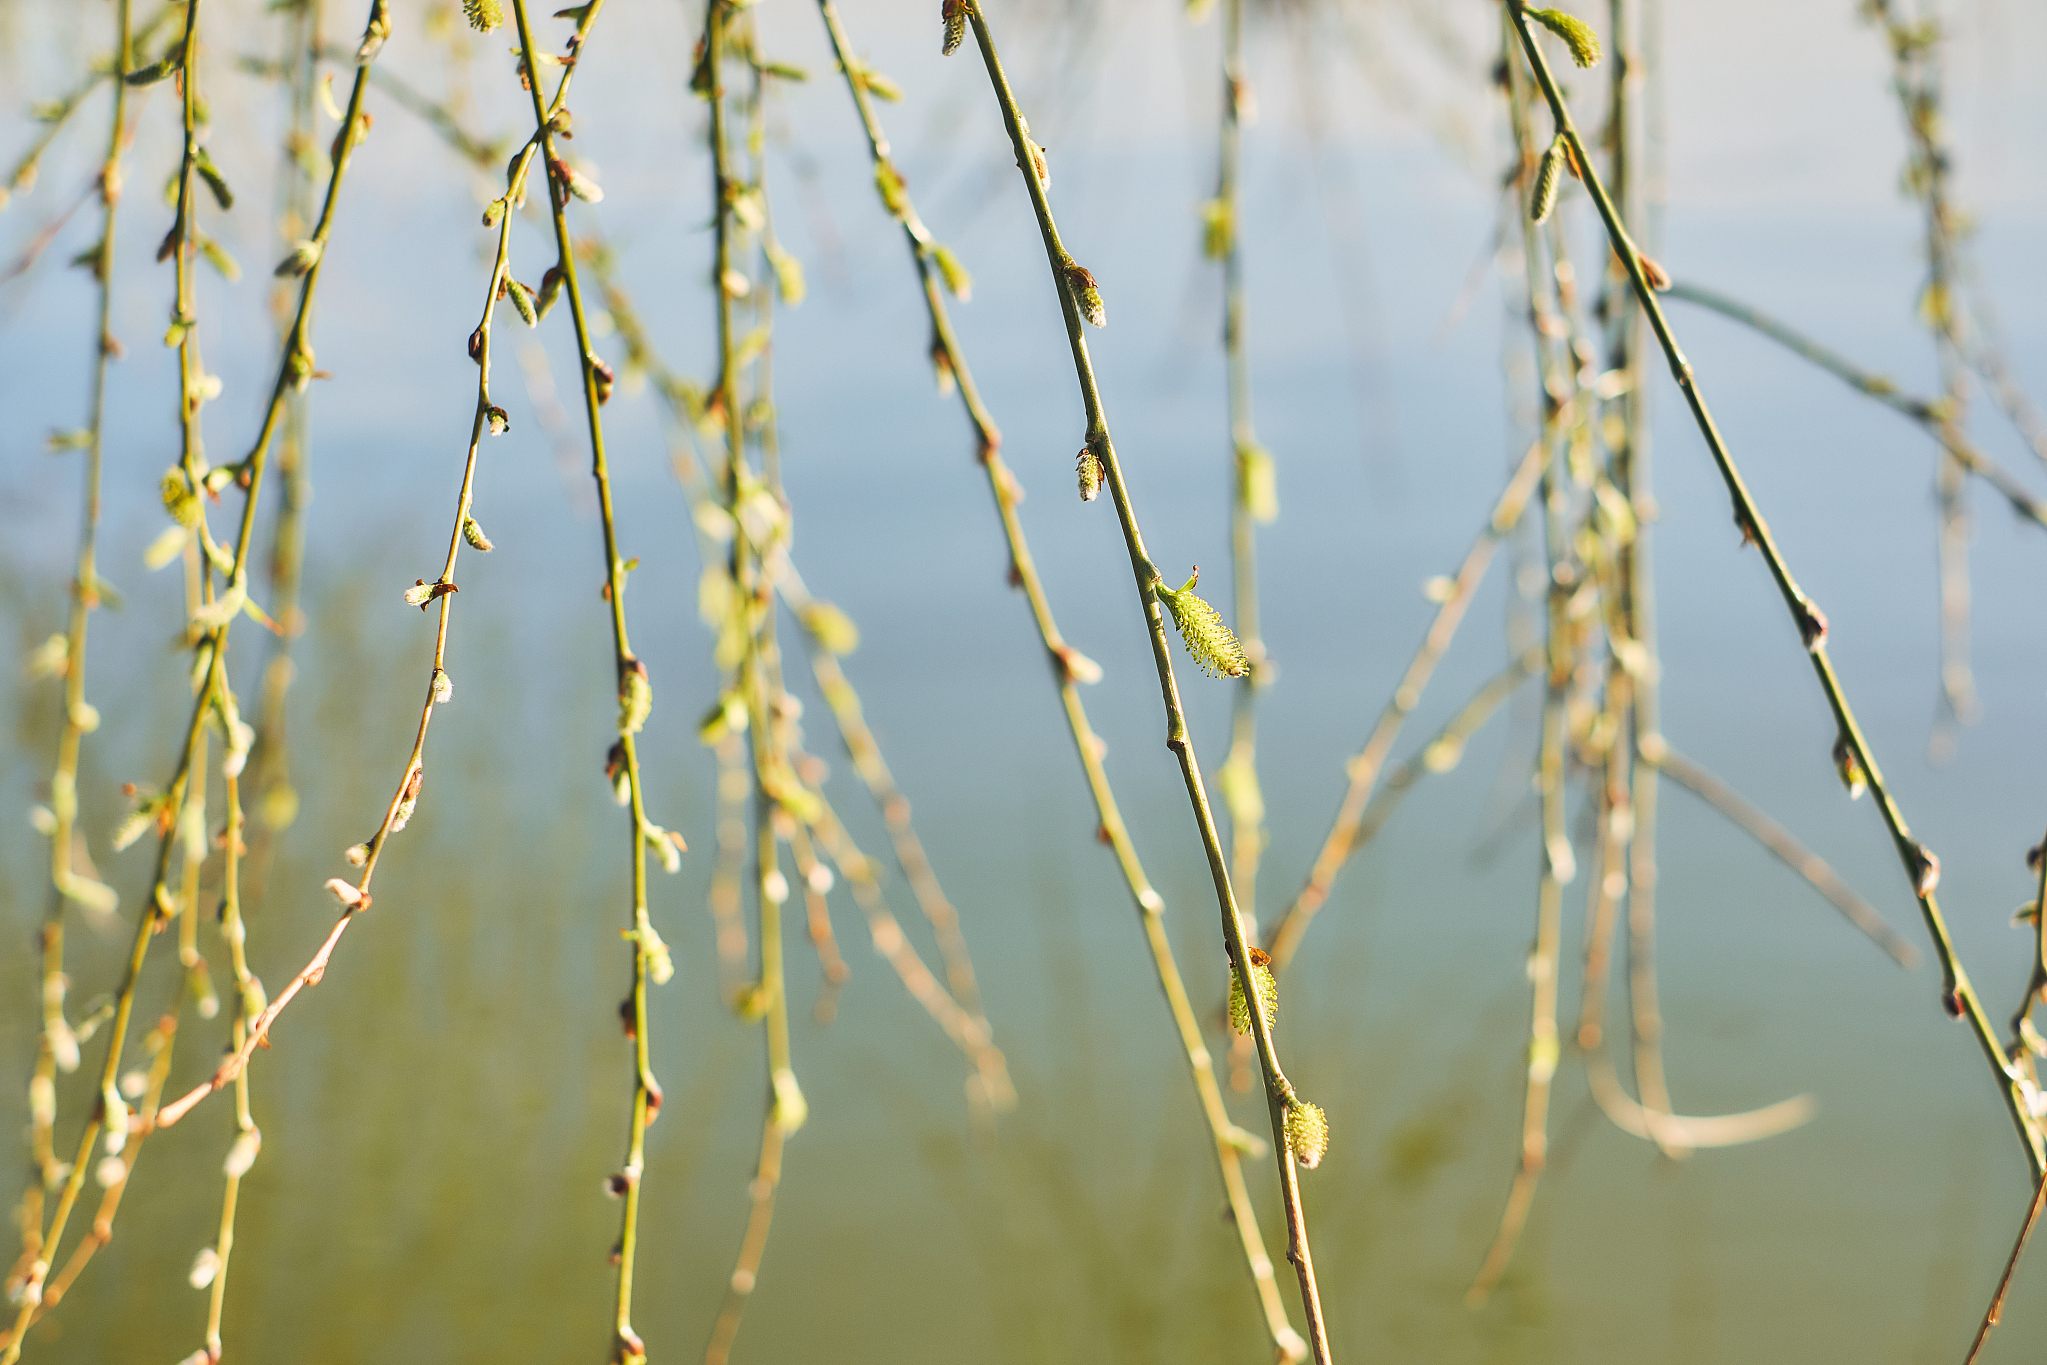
[
  {"xmin": 799, "ymin": 600, "xmax": 861, "ymax": 655},
  {"xmin": 1909, "ymin": 841, "xmax": 1940, "ymax": 897},
  {"xmin": 101, "ymin": 1082, "xmax": 131, "ymax": 1155},
  {"xmin": 274, "ymin": 238, "xmax": 322, "ymax": 278},
  {"xmin": 1797, "ymin": 598, "xmax": 1828, "ymax": 651},
  {"xmin": 874, "ymin": 160, "xmax": 911, "ymax": 221},
  {"xmin": 1200, "ymin": 197, "xmax": 1233, "ymax": 259},
  {"xmin": 1236, "ymin": 442, "xmax": 1277, "ymax": 522},
  {"xmin": 932, "ymin": 243, "xmax": 972, "ymax": 301},
  {"xmin": 537, "ymin": 265, "xmax": 566, "ymax": 319},
  {"xmin": 222, "ymin": 1128, "xmax": 261, "ymax": 1179},
  {"xmin": 1831, "ymin": 734, "xmax": 1867, "ymax": 800},
  {"xmin": 771, "ymin": 1067, "xmax": 808, "ymax": 1134}
]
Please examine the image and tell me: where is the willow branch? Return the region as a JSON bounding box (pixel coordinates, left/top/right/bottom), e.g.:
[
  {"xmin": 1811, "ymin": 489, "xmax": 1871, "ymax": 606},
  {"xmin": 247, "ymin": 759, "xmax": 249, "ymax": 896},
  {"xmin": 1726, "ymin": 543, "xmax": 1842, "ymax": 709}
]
[
  {"xmin": 1508, "ymin": 0, "xmax": 2044, "ymax": 1179},
  {"xmin": 1663, "ymin": 279, "xmax": 2047, "ymax": 534},
  {"xmin": 817, "ymin": 3, "xmax": 1302, "ymax": 1347},
  {"xmin": 1645, "ymin": 746, "xmax": 1915, "ymax": 966},
  {"xmin": 153, "ymin": 0, "xmax": 615, "ymax": 1136},
  {"xmin": 0, "ymin": 1, "xmax": 178, "ymax": 210},
  {"xmin": 1266, "ymin": 435, "xmax": 1546, "ymax": 974},
  {"xmin": 706, "ymin": 34, "xmax": 802, "ymax": 1360},
  {"xmin": 16, "ymin": 0, "xmax": 136, "ymax": 1300},
  {"xmin": 961, "ymin": 7, "xmax": 1332, "ymax": 1357},
  {"xmin": 1211, "ymin": 0, "xmax": 1275, "ymax": 924}
]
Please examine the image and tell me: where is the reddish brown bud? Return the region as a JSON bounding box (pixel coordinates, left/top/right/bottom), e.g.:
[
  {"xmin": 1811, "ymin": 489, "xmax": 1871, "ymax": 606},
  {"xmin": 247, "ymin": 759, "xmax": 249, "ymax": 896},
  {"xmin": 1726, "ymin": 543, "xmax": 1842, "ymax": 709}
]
[{"xmin": 1798, "ymin": 600, "xmax": 1828, "ymax": 651}]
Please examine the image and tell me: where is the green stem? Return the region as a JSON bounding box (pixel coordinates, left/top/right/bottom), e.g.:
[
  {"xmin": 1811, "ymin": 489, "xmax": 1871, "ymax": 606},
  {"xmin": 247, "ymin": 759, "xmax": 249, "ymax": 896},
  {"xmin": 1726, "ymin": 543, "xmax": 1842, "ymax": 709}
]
[
  {"xmin": 0, "ymin": 1, "xmax": 179, "ymax": 205},
  {"xmin": 1662, "ymin": 280, "xmax": 2047, "ymax": 532},
  {"xmin": 705, "ymin": 32, "xmax": 802, "ymax": 1360},
  {"xmin": 1215, "ymin": 0, "xmax": 1269, "ymax": 923},
  {"xmin": 504, "ymin": 6, "xmax": 658, "ymax": 1361},
  {"xmin": 1265, "ymin": 436, "xmax": 1545, "ymax": 974},
  {"xmin": 962, "ymin": 7, "xmax": 1332, "ymax": 1359},
  {"xmin": 243, "ymin": 0, "xmax": 328, "ymax": 907},
  {"xmin": 7, "ymin": 0, "xmax": 135, "ymax": 1320},
  {"xmin": 815, "ymin": 0, "xmax": 1300, "ymax": 1348},
  {"xmin": 1508, "ymin": 0, "xmax": 2045, "ymax": 1181}
]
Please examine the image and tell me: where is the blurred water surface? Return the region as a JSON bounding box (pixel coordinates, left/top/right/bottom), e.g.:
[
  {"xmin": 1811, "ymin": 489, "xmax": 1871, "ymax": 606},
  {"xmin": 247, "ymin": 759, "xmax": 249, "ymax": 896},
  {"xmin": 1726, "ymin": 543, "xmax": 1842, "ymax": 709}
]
[{"xmin": 3, "ymin": 0, "xmax": 2047, "ymax": 1360}]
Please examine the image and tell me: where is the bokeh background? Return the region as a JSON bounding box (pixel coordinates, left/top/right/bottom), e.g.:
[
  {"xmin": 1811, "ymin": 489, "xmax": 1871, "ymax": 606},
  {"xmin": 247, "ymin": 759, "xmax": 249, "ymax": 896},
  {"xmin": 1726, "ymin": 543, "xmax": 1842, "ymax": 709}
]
[{"xmin": 3, "ymin": 0, "xmax": 2047, "ymax": 1359}]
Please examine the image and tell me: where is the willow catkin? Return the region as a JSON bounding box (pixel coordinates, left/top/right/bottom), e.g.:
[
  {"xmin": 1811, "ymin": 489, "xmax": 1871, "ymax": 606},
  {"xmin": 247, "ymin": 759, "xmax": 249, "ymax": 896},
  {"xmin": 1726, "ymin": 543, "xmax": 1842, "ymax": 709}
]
[
  {"xmin": 1531, "ymin": 137, "xmax": 1565, "ymax": 223},
  {"xmin": 1525, "ymin": 6, "xmax": 1600, "ymax": 67},
  {"xmin": 1228, "ymin": 947, "xmax": 1278, "ymax": 1034},
  {"xmin": 1284, "ymin": 1100, "xmax": 1329, "ymax": 1170},
  {"xmin": 1161, "ymin": 581, "xmax": 1250, "ymax": 679},
  {"xmin": 1077, "ymin": 446, "xmax": 1104, "ymax": 502}
]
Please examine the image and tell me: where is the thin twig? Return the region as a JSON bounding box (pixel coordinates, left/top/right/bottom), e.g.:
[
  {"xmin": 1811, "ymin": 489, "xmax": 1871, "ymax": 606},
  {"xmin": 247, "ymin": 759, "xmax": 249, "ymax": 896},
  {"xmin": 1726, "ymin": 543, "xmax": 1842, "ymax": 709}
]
[
  {"xmin": 1508, "ymin": 0, "xmax": 2045, "ymax": 1179},
  {"xmin": 705, "ymin": 33, "xmax": 805, "ymax": 1359},
  {"xmin": 1662, "ymin": 279, "xmax": 2047, "ymax": 534},
  {"xmin": 959, "ymin": 7, "xmax": 1333, "ymax": 1357},
  {"xmin": 0, "ymin": 1, "xmax": 178, "ymax": 209},
  {"xmin": 1210, "ymin": 0, "xmax": 1276, "ymax": 932},
  {"xmin": 806, "ymin": 4, "xmax": 1304, "ymax": 1339},
  {"xmin": 1965, "ymin": 1170, "xmax": 2047, "ymax": 1365},
  {"xmin": 16, "ymin": 0, "xmax": 135, "ymax": 1303},
  {"xmin": 154, "ymin": 0, "xmax": 612, "ymax": 1136},
  {"xmin": 1646, "ymin": 746, "xmax": 1915, "ymax": 966},
  {"xmin": 1266, "ymin": 434, "xmax": 1546, "ymax": 975}
]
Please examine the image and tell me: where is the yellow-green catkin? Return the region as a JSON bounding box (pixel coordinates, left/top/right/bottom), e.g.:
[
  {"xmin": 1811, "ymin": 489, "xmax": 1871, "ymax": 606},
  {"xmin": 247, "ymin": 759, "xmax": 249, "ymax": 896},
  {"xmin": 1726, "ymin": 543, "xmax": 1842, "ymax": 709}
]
[
  {"xmin": 1228, "ymin": 947, "xmax": 1278, "ymax": 1035},
  {"xmin": 463, "ymin": 0, "xmax": 504, "ymax": 33},
  {"xmin": 1161, "ymin": 576, "xmax": 1250, "ymax": 679},
  {"xmin": 1525, "ymin": 7, "xmax": 1600, "ymax": 68},
  {"xmin": 1531, "ymin": 137, "xmax": 1565, "ymax": 222},
  {"xmin": 1077, "ymin": 446, "xmax": 1104, "ymax": 502},
  {"xmin": 941, "ymin": 0, "xmax": 968, "ymax": 56},
  {"xmin": 1064, "ymin": 261, "xmax": 1106, "ymax": 328},
  {"xmin": 619, "ymin": 660, "xmax": 652, "ymax": 736},
  {"xmin": 1284, "ymin": 1100, "xmax": 1329, "ymax": 1169},
  {"xmin": 161, "ymin": 469, "xmax": 201, "ymax": 527}
]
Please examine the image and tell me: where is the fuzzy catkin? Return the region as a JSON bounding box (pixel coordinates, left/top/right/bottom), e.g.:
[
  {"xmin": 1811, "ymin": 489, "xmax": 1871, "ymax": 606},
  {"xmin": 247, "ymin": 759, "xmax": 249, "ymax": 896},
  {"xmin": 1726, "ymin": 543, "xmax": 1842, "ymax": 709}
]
[{"xmin": 1163, "ymin": 588, "xmax": 1250, "ymax": 679}]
